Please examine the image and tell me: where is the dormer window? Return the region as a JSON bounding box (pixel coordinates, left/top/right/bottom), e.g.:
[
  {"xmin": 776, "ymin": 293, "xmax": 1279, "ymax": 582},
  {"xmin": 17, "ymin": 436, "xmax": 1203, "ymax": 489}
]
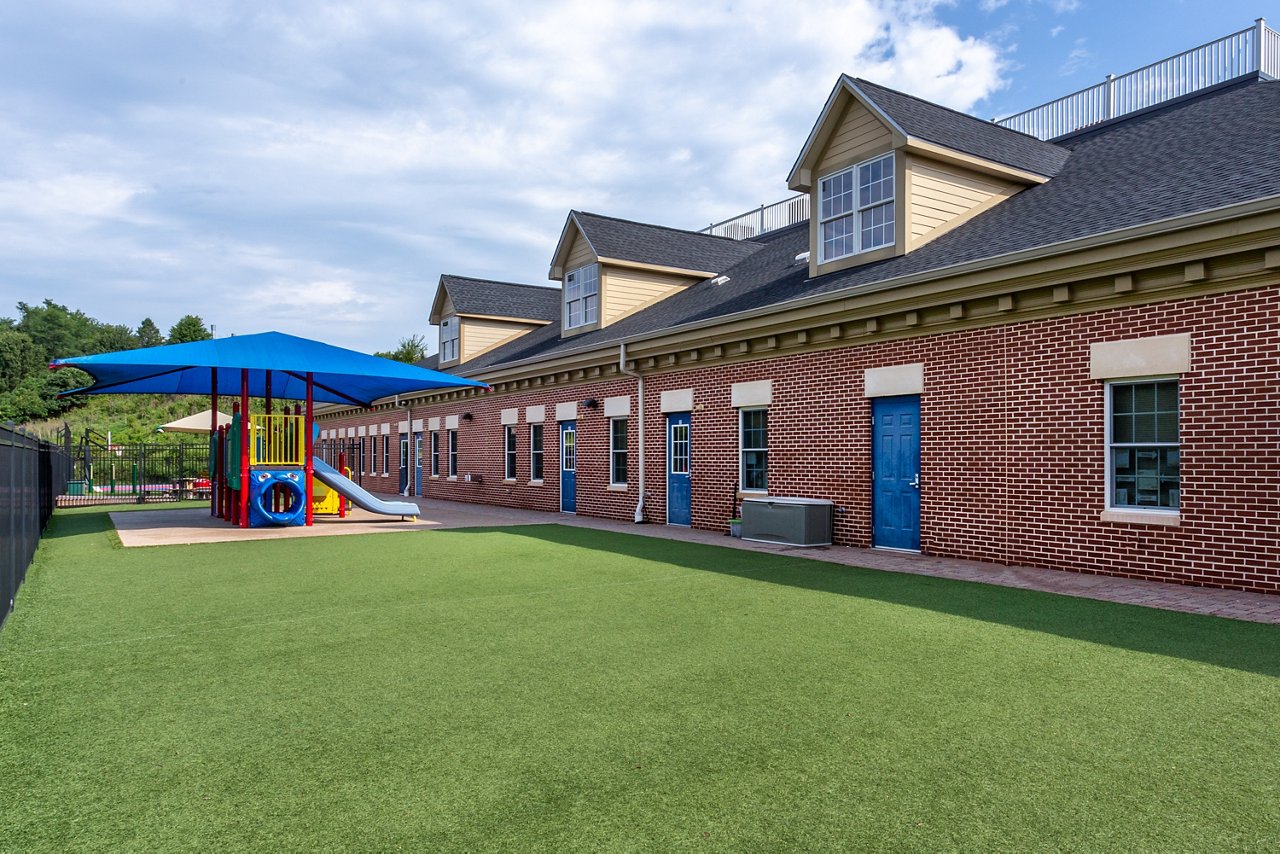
[
  {"xmin": 819, "ymin": 152, "xmax": 895, "ymax": 262},
  {"xmin": 564, "ymin": 263, "xmax": 599, "ymax": 329},
  {"xmin": 439, "ymin": 315, "xmax": 459, "ymax": 362}
]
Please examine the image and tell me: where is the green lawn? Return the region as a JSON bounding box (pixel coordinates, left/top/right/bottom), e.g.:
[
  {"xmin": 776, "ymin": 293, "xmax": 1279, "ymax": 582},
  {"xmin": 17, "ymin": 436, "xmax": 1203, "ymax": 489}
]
[{"xmin": 1, "ymin": 507, "xmax": 1277, "ymax": 851}]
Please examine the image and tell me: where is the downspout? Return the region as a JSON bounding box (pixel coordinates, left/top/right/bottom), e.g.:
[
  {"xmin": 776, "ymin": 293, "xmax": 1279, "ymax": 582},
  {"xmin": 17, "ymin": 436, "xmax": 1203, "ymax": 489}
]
[{"xmin": 619, "ymin": 343, "xmax": 646, "ymax": 523}]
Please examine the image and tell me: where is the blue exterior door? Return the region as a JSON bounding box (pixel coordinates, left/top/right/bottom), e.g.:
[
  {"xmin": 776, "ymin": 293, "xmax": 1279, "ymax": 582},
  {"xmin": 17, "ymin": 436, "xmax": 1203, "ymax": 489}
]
[
  {"xmin": 413, "ymin": 432, "xmax": 423, "ymax": 496},
  {"xmin": 560, "ymin": 421, "xmax": 576, "ymax": 513},
  {"xmin": 872, "ymin": 395, "xmax": 921, "ymax": 551},
  {"xmin": 399, "ymin": 435, "xmax": 409, "ymax": 493},
  {"xmin": 667, "ymin": 413, "xmax": 691, "ymax": 526}
]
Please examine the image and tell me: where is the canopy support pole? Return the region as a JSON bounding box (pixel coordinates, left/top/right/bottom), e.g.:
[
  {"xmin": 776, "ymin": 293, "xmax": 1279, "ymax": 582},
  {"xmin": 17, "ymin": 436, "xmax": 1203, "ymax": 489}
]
[
  {"xmin": 210, "ymin": 367, "xmax": 218, "ymax": 516},
  {"xmin": 240, "ymin": 368, "xmax": 250, "ymax": 529},
  {"xmin": 305, "ymin": 372, "xmax": 314, "ymax": 526},
  {"xmin": 264, "ymin": 372, "xmax": 272, "ymax": 416}
]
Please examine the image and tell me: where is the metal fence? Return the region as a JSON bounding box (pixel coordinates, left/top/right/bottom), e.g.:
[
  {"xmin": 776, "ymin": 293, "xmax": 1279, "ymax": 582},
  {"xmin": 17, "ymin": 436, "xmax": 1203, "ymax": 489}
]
[
  {"xmin": 59, "ymin": 432, "xmax": 212, "ymax": 507},
  {"xmin": 2, "ymin": 422, "xmax": 71, "ymax": 632},
  {"xmin": 700, "ymin": 194, "xmax": 810, "ymax": 240},
  {"xmin": 997, "ymin": 20, "xmax": 1276, "ymax": 140}
]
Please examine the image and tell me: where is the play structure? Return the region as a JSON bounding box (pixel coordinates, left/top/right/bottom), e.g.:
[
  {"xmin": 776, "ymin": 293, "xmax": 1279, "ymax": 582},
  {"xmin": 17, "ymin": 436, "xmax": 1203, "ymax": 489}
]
[{"xmin": 50, "ymin": 331, "xmax": 487, "ymax": 528}]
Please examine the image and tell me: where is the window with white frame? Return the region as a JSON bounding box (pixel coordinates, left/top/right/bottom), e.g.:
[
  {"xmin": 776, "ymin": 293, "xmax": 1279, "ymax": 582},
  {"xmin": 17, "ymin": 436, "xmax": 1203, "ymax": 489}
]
[
  {"xmin": 530, "ymin": 424, "xmax": 544, "ymax": 480},
  {"xmin": 448, "ymin": 429, "xmax": 458, "ymax": 477},
  {"xmin": 505, "ymin": 425, "xmax": 518, "ymax": 480},
  {"xmin": 740, "ymin": 408, "xmax": 768, "ymax": 492},
  {"xmin": 440, "ymin": 316, "xmax": 460, "ymax": 362},
  {"xmin": 430, "ymin": 431, "xmax": 440, "ymax": 477},
  {"xmin": 610, "ymin": 418, "xmax": 628, "ymax": 485},
  {"xmin": 1108, "ymin": 379, "xmax": 1179, "ymax": 509},
  {"xmin": 564, "ymin": 263, "xmax": 599, "ymax": 329},
  {"xmin": 382, "ymin": 435, "xmax": 390, "ymax": 475},
  {"xmin": 818, "ymin": 152, "xmax": 895, "ymax": 262}
]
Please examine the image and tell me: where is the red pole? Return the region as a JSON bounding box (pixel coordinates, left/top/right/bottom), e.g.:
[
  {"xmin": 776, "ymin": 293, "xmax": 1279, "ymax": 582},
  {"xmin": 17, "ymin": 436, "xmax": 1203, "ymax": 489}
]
[
  {"xmin": 337, "ymin": 450, "xmax": 346, "ymax": 518},
  {"xmin": 217, "ymin": 423, "xmax": 226, "ymax": 520},
  {"xmin": 305, "ymin": 372, "xmax": 314, "ymax": 526},
  {"xmin": 210, "ymin": 367, "xmax": 218, "ymax": 516},
  {"xmin": 240, "ymin": 368, "xmax": 250, "ymax": 528}
]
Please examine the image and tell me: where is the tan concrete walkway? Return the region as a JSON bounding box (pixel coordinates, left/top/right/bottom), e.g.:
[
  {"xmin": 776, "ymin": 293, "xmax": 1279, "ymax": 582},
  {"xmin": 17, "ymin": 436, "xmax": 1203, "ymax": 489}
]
[{"xmin": 112, "ymin": 494, "xmax": 1280, "ymax": 625}]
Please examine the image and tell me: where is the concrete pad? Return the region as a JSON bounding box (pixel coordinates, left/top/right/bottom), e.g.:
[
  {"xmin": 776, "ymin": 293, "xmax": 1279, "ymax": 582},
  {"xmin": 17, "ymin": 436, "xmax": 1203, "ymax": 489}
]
[{"xmin": 112, "ymin": 506, "xmax": 435, "ymax": 547}]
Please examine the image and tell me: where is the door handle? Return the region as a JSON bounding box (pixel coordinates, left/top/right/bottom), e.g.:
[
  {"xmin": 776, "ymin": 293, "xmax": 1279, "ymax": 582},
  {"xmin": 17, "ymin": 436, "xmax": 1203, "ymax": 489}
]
[{"xmin": 910, "ymin": 474, "xmax": 920, "ymax": 489}]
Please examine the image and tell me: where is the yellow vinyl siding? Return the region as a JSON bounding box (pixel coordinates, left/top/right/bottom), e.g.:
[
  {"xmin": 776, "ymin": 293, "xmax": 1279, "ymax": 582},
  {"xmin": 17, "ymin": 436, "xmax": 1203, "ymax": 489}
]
[
  {"xmin": 815, "ymin": 100, "xmax": 894, "ymax": 175},
  {"xmin": 601, "ymin": 267, "xmax": 699, "ymax": 326},
  {"xmin": 906, "ymin": 156, "xmax": 1021, "ymax": 250},
  {"xmin": 565, "ymin": 231, "xmax": 596, "ymax": 272},
  {"xmin": 461, "ymin": 318, "xmax": 540, "ymax": 362}
]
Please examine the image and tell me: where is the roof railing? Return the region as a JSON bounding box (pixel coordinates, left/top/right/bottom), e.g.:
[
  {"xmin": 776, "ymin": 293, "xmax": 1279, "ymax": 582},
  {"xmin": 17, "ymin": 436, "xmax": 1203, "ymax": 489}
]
[
  {"xmin": 996, "ymin": 18, "xmax": 1277, "ymax": 140},
  {"xmin": 700, "ymin": 194, "xmax": 810, "ymax": 240}
]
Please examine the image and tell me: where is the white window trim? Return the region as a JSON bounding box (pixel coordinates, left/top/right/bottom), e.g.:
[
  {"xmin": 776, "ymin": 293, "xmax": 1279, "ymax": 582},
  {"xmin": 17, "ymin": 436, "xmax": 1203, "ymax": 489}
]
[
  {"xmin": 738, "ymin": 407, "xmax": 768, "ymax": 494},
  {"xmin": 504, "ymin": 424, "xmax": 518, "ymax": 481},
  {"xmin": 609, "ymin": 417, "xmax": 628, "ymax": 486},
  {"xmin": 429, "ymin": 431, "xmax": 440, "ymax": 478},
  {"xmin": 1102, "ymin": 377, "xmax": 1181, "ymax": 522},
  {"xmin": 530, "ymin": 423, "xmax": 544, "ymax": 482},
  {"xmin": 817, "ymin": 151, "xmax": 895, "ymax": 264},
  {"xmin": 439, "ymin": 315, "xmax": 460, "ymax": 363},
  {"xmin": 447, "ymin": 429, "xmax": 458, "ymax": 478},
  {"xmin": 564, "ymin": 263, "xmax": 600, "ymax": 330}
]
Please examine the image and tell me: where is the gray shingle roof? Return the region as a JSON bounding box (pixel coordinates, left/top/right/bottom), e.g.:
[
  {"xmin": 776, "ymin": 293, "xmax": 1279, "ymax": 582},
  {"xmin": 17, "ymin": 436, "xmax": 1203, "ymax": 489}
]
[
  {"xmin": 853, "ymin": 78, "xmax": 1071, "ymax": 178},
  {"xmin": 573, "ymin": 211, "xmax": 763, "ymax": 273},
  {"xmin": 453, "ymin": 79, "xmax": 1280, "ymax": 376},
  {"xmin": 440, "ymin": 275, "xmax": 560, "ymax": 322}
]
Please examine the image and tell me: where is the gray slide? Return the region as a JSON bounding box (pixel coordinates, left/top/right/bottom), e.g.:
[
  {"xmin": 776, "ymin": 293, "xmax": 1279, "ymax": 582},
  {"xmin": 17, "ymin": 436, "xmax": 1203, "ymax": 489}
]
[{"xmin": 312, "ymin": 457, "xmax": 420, "ymax": 519}]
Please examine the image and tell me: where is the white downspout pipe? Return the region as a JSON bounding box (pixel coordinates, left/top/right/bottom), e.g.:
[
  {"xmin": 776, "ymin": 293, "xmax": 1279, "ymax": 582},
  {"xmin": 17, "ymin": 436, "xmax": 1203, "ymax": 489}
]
[{"xmin": 619, "ymin": 343, "xmax": 646, "ymax": 523}]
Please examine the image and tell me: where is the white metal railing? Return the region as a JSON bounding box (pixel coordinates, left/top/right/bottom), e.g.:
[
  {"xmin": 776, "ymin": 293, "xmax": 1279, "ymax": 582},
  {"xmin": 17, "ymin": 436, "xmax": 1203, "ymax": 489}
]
[
  {"xmin": 700, "ymin": 194, "xmax": 810, "ymax": 240},
  {"xmin": 997, "ymin": 19, "xmax": 1275, "ymax": 140}
]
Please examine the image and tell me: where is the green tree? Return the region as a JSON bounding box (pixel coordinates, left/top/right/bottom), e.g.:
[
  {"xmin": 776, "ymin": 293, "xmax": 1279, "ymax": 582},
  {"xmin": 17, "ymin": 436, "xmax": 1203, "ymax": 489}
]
[
  {"xmin": 136, "ymin": 317, "xmax": 164, "ymax": 348},
  {"xmin": 168, "ymin": 315, "xmax": 211, "ymax": 344},
  {"xmin": 375, "ymin": 334, "xmax": 428, "ymax": 364},
  {"xmin": 93, "ymin": 323, "xmax": 139, "ymax": 354},
  {"xmin": 15, "ymin": 299, "xmax": 100, "ymax": 361},
  {"xmin": 0, "ymin": 329, "xmax": 45, "ymax": 396}
]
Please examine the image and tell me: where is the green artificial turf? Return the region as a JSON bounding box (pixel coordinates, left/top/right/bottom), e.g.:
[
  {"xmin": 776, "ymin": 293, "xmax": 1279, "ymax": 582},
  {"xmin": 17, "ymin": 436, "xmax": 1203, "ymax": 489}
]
[{"xmin": 1, "ymin": 507, "xmax": 1277, "ymax": 851}]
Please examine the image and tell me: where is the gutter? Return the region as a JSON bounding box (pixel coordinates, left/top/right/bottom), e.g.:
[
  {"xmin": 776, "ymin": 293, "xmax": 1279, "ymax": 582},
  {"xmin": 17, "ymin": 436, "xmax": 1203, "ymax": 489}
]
[{"xmin": 618, "ymin": 343, "xmax": 646, "ymax": 523}]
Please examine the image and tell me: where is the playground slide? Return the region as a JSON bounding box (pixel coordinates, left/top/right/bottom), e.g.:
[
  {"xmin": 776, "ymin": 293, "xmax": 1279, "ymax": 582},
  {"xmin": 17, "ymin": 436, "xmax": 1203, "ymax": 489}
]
[{"xmin": 311, "ymin": 457, "xmax": 420, "ymax": 519}]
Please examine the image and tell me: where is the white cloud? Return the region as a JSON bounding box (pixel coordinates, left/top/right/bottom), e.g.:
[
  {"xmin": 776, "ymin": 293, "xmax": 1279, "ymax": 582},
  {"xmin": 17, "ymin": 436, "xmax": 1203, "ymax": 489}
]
[{"xmin": 0, "ymin": 0, "xmax": 1013, "ymax": 352}]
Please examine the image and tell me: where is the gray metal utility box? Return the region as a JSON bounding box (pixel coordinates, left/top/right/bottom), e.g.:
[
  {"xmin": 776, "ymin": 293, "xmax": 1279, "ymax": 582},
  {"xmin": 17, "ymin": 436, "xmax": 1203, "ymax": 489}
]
[{"xmin": 740, "ymin": 497, "xmax": 834, "ymax": 547}]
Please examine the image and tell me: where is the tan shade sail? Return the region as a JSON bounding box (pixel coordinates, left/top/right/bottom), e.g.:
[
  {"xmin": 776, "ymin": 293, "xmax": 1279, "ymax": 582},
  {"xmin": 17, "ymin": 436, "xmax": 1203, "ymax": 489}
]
[{"xmin": 158, "ymin": 409, "xmax": 232, "ymax": 434}]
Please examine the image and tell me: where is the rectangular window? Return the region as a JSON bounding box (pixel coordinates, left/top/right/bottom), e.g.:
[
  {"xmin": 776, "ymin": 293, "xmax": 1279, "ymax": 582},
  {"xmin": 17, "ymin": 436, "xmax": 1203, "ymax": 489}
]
[
  {"xmin": 740, "ymin": 408, "xmax": 768, "ymax": 492},
  {"xmin": 505, "ymin": 425, "xmax": 517, "ymax": 480},
  {"xmin": 440, "ymin": 316, "xmax": 459, "ymax": 362},
  {"xmin": 1108, "ymin": 379, "xmax": 1179, "ymax": 509},
  {"xmin": 430, "ymin": 431, "xmax": 440, "ymax": 477},
  {"xmin": 369, "ymin": 436, "xmax": 376, "ymax": 474},
  {"xmin": 819, "ymin": 152, "xmax": 894, "ymax": 262},
  {"xmin": 610, "ymin": 418, "xmax": 628, "ymax": 485},
  {"xmin": 530, "ymin": 424, "xmax": 544, "ymax": 480},
  {"xmin": 382, "ymin": 435, "xmax": 390, "ymax": 475},
  {"xmin": 448, "ymin": 429, "xmax": 458, "ymax": 477},
  {"xmin": 564, "ymin": 263, "xmax": 600, "ymax": 329}
]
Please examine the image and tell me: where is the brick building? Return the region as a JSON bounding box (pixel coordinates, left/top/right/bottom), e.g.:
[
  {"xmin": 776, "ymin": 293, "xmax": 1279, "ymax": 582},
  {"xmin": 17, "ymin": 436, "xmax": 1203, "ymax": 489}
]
[{"xmin": 319, "ymin": 25, "xmax": 1280, "ymax": 594}]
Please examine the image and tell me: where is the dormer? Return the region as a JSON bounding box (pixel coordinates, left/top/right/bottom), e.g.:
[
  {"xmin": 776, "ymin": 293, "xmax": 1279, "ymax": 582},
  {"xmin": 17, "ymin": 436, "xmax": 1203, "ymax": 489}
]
[
  {"xmin": 788, "ymin": 76, "xmax": 1069, "ymax": 279},
  {"xmin": 548, "ymin": 211, "xmax": 762, "ymax": 338},
  {"xmin": 429, "ymin": 275, "xmax": 560, "ymax": 369}
]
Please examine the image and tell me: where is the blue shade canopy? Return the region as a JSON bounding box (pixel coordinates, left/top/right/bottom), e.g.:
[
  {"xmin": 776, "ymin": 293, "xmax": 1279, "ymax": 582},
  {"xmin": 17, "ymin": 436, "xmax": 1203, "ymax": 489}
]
[{"xmin": 50, "ymin": 331, "xmax": 488, "ymax": 407}]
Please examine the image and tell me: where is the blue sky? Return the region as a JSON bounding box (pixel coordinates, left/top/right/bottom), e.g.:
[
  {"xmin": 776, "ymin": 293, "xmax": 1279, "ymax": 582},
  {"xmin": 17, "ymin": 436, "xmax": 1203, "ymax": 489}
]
[{"xmin": 0, "ymin": 1, "xmax": 1270, "ymax": 354}]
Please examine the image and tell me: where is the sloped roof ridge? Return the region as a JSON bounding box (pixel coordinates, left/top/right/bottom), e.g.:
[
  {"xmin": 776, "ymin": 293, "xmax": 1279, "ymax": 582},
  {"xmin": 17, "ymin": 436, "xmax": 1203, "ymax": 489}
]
[
  {"xmin": 850, "ymin": 77, "xmax": 1060, "ymax": 147},
  {"xmin": 441, "ymin": 274, "xmax": 556, "ymax": 290},
  {"xmin": 573, "ymin": 209, "xmax": 764, "ymax": 248}
]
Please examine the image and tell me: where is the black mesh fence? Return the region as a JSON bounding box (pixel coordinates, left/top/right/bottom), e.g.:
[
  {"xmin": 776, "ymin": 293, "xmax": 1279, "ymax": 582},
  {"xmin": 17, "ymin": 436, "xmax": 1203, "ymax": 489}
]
[{"xmin": 2, "ymin": 423, "xmax": 70, "ymax": 632}]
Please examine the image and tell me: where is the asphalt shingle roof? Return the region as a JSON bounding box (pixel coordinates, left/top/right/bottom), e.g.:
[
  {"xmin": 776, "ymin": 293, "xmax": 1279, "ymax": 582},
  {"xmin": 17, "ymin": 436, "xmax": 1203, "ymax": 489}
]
[
  {"xmin": 440, "ymin": 275, "xmax": 560, "ymax": 322},
  {"xmin": 573, "ymin": 211, "xmax": 763, "ymax": 274},
  {"xmin": 853, "ymin": 78, "xmax": 1071, "ymax": 178},
  {"xmin": 451, "ymin": 79, "xmax": 1280, "ymax": 377}
]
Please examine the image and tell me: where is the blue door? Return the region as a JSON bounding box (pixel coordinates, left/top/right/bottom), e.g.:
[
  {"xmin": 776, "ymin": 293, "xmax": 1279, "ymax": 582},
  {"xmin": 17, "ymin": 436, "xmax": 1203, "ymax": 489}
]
[
  {"xmin": 560, "ymin": 421, "xmax": 576, "ymax": 512},
  {"xmin": 413, "ymin": 432, "xmax": 423, "ymax": 496},
  {"xmin": 667, "ymin": 413, "xmax": 691, "ymax": 526},
  {"xmin": 872, "ymin": 395, "xmax": 921, "ymax": 551}
]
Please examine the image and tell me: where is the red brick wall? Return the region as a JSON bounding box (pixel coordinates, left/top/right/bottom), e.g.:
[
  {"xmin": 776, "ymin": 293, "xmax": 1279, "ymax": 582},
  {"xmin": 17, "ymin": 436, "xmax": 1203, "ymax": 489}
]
[{"xmin": 319, "ymin": 285, "xmax": 1280, "ymax": 594}]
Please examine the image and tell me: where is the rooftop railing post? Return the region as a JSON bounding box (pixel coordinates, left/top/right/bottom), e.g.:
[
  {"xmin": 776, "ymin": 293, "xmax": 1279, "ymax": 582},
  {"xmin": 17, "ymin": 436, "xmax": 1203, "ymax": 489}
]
[
  {"xmin": 1257, "ymin": 18, "xmax": 1268, "ymax": 74},
  {"xmin": 1105, "ymin": 73, "xmax": 1116, "ymax": 120}
]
